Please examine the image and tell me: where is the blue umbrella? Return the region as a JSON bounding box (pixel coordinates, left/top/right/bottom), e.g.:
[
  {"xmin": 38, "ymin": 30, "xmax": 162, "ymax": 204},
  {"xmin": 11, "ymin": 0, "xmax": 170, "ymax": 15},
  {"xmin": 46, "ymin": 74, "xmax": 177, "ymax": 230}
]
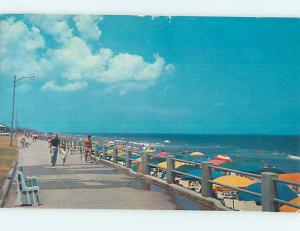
[
  {"xmin": 131, "ymin": 154, "xmax": 140, "ymax": 160},
  {"xmin": 182, "ymin": 169, "xmax": 224, "ymax": 180},
  {"xmin": 238, "ymin": 182, "xmax": 298, "ymax": 204}
]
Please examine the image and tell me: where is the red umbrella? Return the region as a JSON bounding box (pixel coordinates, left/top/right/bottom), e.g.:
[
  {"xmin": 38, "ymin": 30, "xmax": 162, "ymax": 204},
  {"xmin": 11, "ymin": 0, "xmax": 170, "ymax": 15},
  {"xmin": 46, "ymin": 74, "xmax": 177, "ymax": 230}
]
[
  {"xmin": 209, "ymin": 159, "xmax": 226, "ymax": 166},
  {"xmin": 153, "ymin": 152, "xmax": 169, "ymax": 158},
  {"xmin": 215, "ymin": 155, "xmax": 232, "ymax": 162}
]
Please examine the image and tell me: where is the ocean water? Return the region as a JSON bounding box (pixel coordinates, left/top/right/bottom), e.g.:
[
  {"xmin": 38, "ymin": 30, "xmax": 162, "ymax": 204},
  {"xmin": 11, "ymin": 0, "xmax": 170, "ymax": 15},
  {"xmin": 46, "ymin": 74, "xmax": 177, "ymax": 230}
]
[{"xmin": 91, "ymin": 133, "xmax": 300, "ymax": 173}]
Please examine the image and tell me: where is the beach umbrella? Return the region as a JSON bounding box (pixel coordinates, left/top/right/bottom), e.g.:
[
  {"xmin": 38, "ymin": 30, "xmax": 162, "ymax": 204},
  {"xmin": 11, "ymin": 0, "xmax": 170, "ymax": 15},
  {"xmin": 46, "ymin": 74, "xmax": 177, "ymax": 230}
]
[
  {"xmin": 106, "ymin": 149, "xmax": 114, "ymax": 155},
  {"xmin": 238, "ymin": 183, "xmax": 298, "ymax": 204},
  {"xmin": 145, "ymin": 148, "xmax": 156, "ymax": 153},
  {"xmin": 131, "ymin": 157, "xmax": 141, "ymax": 165},
  {"xmin": 131, "ymin": 163, "xmax": 142, "ymax": 173},
  {"xmin": 115, "ymin": 144, "xmax": 124, "ymax": 149},
  {"xmin": 158, "ymin": 161, "xmax": 185, "ymax": 169},
  {"xmin": 149, "ymin": 157, "xmax": 166, "ymax": 166},
  {"xmin": 192, "ymin": 156, "xmax": 206, "ymax": 163},
  {"xmin": 280, "ymin": 197, "xmax": 300, "ymax": 212},
  {"xmin": 153, "ymin": 151, "xmax": 169, "ymax": 158},
  {"xmin": 259, "ymin": 167, "xmax": 285, "ymax": 174},
  {"xmin": 175, "ymin": 165, "xmax": 199, "ymax": 173},
  {"xmin": 130, "ymin": 154, "xmax": 140, "ymax": 160},
  {"xmin": 182, "ymin": 169, "xmax": 224, "ymax": 180},
  {"xmin": 209, "ymin": 159, "xmax": 226, "ymax": 166},
  {"xmin": 132, "ymin": 149, "xmax": 142, "ymax": 154},
  {"xmin": 278, "ymin": 173, "xmax": 300, "ymax": 183},
  {"xmin": 190, "ymin": 152, "xmax": 205, "ymax": 156},
  {"xmin": 213, "ymin": 175, "xmax": 255, "ymax": 191},
  {"xmin": 181, "ymin": 155, "xmax": 196, "ymax": 161},
  {"xmin": 215, "ymin": 155, "xmax": 232, "ymax": 162}
]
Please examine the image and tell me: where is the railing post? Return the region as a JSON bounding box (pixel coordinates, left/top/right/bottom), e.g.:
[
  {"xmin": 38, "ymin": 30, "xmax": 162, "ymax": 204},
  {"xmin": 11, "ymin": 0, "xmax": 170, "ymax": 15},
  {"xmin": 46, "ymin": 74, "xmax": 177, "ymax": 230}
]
[
  {"xmin": 201, "ymin": 161, "xmax": 212, "ymax": 197},
  {"xmin": 261, "ymin": 172, "xmax": 279, "ymax": 212},
  {"xmin": 141, "ymin": 152, "xmax": 150, "ymax": 175},
  {"xmin": 113, "ymin": 148, "xmax": 118, "ymax": 164},
  {"xmin": 126, "ymin": 150, "xmax": 132, "ymax": 168},
  {"xmin": 103, "ymin": 146, "xmax": 107, "ymax": 159},
  {"xmin": 167, "ymin": 155, "xmax": 175, "ymax": 184}
]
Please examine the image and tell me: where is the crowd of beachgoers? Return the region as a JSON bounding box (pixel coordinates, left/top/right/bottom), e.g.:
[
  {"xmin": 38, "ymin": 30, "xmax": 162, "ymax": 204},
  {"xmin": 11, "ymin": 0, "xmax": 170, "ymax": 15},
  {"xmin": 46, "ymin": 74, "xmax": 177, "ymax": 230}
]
[{"xmin": 98, "ymin": 139, "xmax": 300, "ymax": 212}]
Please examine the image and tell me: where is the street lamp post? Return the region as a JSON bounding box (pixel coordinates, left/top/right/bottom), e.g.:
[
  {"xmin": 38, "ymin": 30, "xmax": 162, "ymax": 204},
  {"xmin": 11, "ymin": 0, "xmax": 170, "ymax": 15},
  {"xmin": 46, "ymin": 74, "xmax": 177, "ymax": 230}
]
[{"xmin": 10, "ymin": 75, "xmax": 35, "ymax": 146}]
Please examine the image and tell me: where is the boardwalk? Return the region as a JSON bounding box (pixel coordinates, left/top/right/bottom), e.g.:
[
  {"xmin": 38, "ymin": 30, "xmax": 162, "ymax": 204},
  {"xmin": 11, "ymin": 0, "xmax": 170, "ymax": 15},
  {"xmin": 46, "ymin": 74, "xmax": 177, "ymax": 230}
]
[{"xmin": 5, "ymin": 140, "xmax": 219, "ymax": 210}]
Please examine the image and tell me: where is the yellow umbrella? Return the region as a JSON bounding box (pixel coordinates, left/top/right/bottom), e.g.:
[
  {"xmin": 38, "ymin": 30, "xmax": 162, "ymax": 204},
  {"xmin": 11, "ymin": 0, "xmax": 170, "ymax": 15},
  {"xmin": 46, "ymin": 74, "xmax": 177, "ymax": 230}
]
[
  {"xmin": 106, "ymin": 149, "xmax": 113, "ymax": 155},
  {"xmin": 190, "ymin": 152, "xmax": 205, "ymax": 156},
  {"xmin": 280, "ymin": 197, "xmax": 300, "ymax": 212},
  {"xmin": 213, "ymin": 175, "xmax": 255, "ymax": 191},
  {"xmin": 158, "ymin": 161, "xmax": 185, "ymax": 169}
]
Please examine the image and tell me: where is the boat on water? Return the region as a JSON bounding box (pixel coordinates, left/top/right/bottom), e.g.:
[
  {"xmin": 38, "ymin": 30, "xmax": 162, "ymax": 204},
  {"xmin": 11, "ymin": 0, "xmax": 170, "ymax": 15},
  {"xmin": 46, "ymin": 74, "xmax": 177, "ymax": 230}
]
[
  {"xmin": 164, "ymin": 140, "xmax": 171, "ymax": 143},
  {"xmin": 287, "ymin": 155, "xmax": 300, "ymax": 160}
]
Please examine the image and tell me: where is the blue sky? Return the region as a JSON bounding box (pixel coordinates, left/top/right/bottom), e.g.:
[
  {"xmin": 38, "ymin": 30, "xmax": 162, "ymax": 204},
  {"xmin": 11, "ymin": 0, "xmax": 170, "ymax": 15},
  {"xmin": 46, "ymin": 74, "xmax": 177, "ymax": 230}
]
[{"xmin": 0, "ymin": 15, "xmax": 299, "ymax": 134}]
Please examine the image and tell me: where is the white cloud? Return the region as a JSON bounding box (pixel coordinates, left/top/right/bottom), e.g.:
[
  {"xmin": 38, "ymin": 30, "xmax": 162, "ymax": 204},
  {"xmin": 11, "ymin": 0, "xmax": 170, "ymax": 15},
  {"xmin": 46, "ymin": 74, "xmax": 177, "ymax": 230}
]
[
  {"xmin": 0, "ymin": 17, "xmax": 47, "ymax": 77},
  {"xmin": 101, "ymin": 53, "xmax": 165, "ymax": 83},
  {"xmin": 164, "ymin": 63, "xmax": 175, "ymax": 74},
  {"xmin": 26, "ymin": 15, "xmax": 73, "ymax": 43},
  {"xmin": 41, "ymin": 81, "xmax": 88, "ymax": 92},
  {"xmin": 74, "ymin": 15, "xmax": 102, "ymax": 40},
  {"xmin": 0, "ymin": 15, "xmax": 175, "ymax": 95}
]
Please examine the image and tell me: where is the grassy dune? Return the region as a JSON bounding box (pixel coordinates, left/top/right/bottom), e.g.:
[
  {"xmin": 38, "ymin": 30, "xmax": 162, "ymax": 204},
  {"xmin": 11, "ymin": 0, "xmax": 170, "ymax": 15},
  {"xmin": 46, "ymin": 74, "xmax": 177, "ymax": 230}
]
[{"xmin": 0, "ymin": 136, "xmax": 17, "ymax": 186}]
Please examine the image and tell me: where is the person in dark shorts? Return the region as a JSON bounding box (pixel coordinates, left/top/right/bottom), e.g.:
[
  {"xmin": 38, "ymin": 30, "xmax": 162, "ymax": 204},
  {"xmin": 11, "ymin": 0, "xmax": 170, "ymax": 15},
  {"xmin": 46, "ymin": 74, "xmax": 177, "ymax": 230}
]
[{"xmin": 49, "ymin": 134, "xmax": 60, "ymax": 166}]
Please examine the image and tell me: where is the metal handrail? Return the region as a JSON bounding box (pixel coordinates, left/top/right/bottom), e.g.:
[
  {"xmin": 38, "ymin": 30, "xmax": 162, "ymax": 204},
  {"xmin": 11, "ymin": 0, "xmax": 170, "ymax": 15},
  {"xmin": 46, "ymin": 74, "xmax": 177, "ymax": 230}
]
[
  {"xmin": 172, "ymin": 158, "xmax": 202, "ymax": 166},
  {"xmin": 115, "ymin": 155, "xmax": 127, "ymax": 160},
  {"xmin": 274, "ymin": 198, "xmax": 300, "ymax": 210},
  {"xmin": 211, "ymin": 165, "xmax": 261, "ymax": 178},
  {"xmin": 273, "ymin": 178, "xmax": 300, "ymax": 187},
  {"xmin": 148, "ymin": 163, "xmax": 167, "ymax": 170},
  {"xmin": 208, "ymin": 180, "xmax": 262, "ymax": 197},
  {"xmin": 130, "ymin": 159, "xmax": 142, "ymax": 163},
  {"xmin": 172, "ymin": 169, "xmax": 202, "ymax": 180},
  {"xmin": 102, "ymin": 143, "xmax": 300, "ymax": 213}
]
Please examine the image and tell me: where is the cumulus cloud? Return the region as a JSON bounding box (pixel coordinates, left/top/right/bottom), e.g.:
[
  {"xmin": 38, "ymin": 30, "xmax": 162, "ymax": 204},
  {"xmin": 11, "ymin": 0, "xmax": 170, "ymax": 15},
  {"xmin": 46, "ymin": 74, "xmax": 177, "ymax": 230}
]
[
  {"xmin": 0, "ymin": 17, "xmax": 47, "ymax": 77},
  {"xmin": 74, "ymin": 15, "xmax": 102, "ymax": 40},
  {"xmin": 0, "ymin": 15, "xmax": 174, "ymax": 95},
  {"xmin": 41, "ymin": 81, "xmax": 88, "ymax": 92}
]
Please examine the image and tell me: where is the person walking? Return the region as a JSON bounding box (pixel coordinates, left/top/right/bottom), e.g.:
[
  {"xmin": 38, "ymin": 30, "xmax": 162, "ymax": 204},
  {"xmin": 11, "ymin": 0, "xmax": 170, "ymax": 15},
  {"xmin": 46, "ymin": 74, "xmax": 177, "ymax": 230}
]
[
  {"xmin": 49, "ymin": 134, "xmax": 60, "ymax": 167},
  {"xmin": 83, "ymin": 135, "xmax": 93, "ymax": 163},
  {"xmin": 60, "ymin": 142, "xmax": 67, "ymax": 166}
]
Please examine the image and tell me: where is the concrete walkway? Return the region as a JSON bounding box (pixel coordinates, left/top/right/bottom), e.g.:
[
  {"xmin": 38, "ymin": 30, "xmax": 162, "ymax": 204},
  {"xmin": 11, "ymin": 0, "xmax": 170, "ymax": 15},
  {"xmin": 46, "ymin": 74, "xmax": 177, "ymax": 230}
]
[{"xmin": 5, "ymin": 140, "xmax": 219, "ymax": 210}]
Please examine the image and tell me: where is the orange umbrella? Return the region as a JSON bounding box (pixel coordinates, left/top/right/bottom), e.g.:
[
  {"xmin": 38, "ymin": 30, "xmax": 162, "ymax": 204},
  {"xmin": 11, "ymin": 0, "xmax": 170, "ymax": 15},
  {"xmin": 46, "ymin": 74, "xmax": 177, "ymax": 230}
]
[
  {"xmin": 209, "ymin": 159, "xmax": 226, "ymax": 166},
  {"xmin": 280, "ymin": 197, "xmax": 300, "ymax": 212},
  {"xmin": 190, "ymin": 152, "xmax": 205, "ymax": 156},
  {"xmin": 213, "ymin": 175, "xmax": 256, "ymax": 191},
  {"xmin": 279, "ymin": 173, "xmax": 300, "ymax": 183},
  {"xmin": 215, "ymin": 155, "xmax": 232, "ymax": 162},
  {"xmin": 153, "ymin": 151, "xmax": 169, "ymax": 157}
]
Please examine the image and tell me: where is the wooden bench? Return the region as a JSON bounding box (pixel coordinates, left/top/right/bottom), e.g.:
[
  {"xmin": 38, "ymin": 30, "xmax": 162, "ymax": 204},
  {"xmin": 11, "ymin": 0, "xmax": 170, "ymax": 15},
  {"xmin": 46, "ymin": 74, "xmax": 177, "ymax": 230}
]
[{"xmin": 17, "ymin": 170, "xmax": 40, "ymax": 206}]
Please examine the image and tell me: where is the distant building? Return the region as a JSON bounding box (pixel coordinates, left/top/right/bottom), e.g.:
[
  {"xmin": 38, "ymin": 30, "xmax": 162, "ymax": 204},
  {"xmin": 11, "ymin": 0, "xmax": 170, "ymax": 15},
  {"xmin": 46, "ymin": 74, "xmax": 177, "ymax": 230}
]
[{"xmin": 0, "ymin": 123, "xmax": 10, "ymax": 135}]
